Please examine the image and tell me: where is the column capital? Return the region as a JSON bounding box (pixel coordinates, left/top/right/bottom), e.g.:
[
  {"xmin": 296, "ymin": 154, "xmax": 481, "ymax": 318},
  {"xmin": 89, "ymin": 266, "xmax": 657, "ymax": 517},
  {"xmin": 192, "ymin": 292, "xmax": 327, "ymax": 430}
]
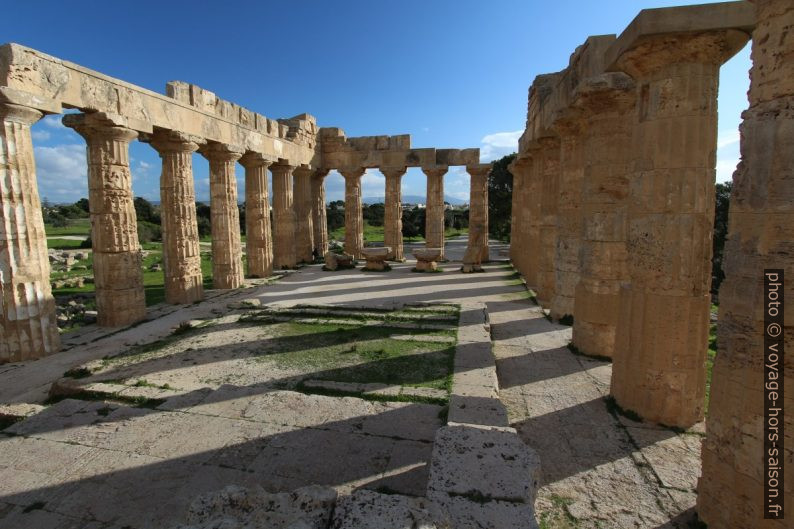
[
  {"xmin": 508, "ymin": 154, "xmax": 532, "ymax": 174},
  {"xmin": 380, "ymin": 166, "xmax": 407, "ymax": 179},
  {"xmin": 466, "ymin": 164, "xmax": 492, "ymax": 178},
  {"xmin": 146, "ymin": 129, "xmax": 203, "ymax": 154},
  {"xmin": 63, "ymin": 112, "xmax": 140, "ymax": 143},
  {"xmin": 239, "ymin": 151, "xmax": 275, "ymax": 169},
  {"xmin": 198, "ymin": 141, "xmax": 244, "ymax": 162},
  {"xmin": 0, "ymin": 103, "xmax": 43, "ymax": 126},
  {"xmin": 339, "ymin": 167, "xmax": 366, "ymax": 180},
  {"xmin": 312, "ymin": 168, "xmax": 330, "ymax": 181},
  {"xmin": 421, "ymin": 165, "xmax": 448, "ymax": 178},
  {"xmin": 270, "ymin": 160, "xmax": 297, "ymax": 173},
  {"xmin": 0, "ymin": 86, "xmax": 61, "ymax": 115},
  {"xmin": 570, "ymin": 73, "xmax": 636, "ymax": 115},
  {"xmin": 292, "ymin": 165, "xmax": 314, "ymax": 178}
]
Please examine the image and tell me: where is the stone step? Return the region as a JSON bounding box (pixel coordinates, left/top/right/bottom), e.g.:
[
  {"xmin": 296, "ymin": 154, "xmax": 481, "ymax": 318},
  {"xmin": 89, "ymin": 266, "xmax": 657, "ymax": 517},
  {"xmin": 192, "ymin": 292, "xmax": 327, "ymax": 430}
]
[{"xmin": 301, "ymin": 379, "xmax": 447, "ymax": 401}]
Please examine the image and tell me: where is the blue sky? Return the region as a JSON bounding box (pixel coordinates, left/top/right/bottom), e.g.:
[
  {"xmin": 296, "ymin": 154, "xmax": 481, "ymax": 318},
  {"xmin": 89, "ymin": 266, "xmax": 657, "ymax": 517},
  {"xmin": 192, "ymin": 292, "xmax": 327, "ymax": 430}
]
[{"xmin": 6, "ymin": 0, "xmax": 748, "ymax": 204}]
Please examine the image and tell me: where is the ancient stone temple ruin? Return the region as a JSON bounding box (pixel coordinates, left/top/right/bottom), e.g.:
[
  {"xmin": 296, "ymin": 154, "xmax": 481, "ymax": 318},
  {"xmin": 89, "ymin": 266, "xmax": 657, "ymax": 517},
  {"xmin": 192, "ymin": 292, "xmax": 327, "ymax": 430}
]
[
  {"xmin": 0, "ymin": 1, "xmax": 791, "ymax": 528},
  {"xmin": 0, "ymin": 44, "xmax": 491, "ymax": 362},
  {"xmin": 510, "ymin": 1, "xmax": 791, "ymax": 527}
]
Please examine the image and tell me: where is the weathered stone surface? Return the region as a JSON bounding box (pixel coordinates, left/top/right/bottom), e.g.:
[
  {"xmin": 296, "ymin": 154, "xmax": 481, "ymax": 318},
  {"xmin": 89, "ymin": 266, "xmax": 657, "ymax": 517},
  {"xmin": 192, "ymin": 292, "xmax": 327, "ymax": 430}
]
[
  {"xmin": 0, "ymin": 98, "xmax": 60, "ymax": 362},
  {"xmin": 240, "ymin": 152, "xmax": 274, "ymax": 278},
  {"xmin": 534, "ymin": 136, "xmax": 561, "ymax": 308},
  {"xmin": 64, "ymin": 112, "xmax": 147, "ymax": 327},
  {"xmin": 339, "ymin": 168, "xmax": 365, "ymax": 259},
  {"xmin": 323, "ymin": 251, "xmax": 354, "ymax": 271},
  {"xmin": 361, "ymin": 247, "xmax": 390, "ymax": 271},
  {"xmin": 149, "ymin": 130, "xmax": 205, "ymax": 304},
  {"xmin": 610, "ymin": 28, "xmax": 749, "ymax": 428},
  {"xmin": 413, "ymin": 248, "xmax": 442, "ymax": 272},
  {"xmin": 175, "ymin": 484, "xmax": 337, "ymax": 529},
  {"xmin": 293, "ymin": 166, "xmax": 315, "ymax": 264},
  {"xmin": 312, "ymin": 170, "xmax": 330, "ymax": 258},
  {"xmin": 272, "ymin": 163, "xmax": 298, "ymax": 269},
  {"xmin": 331, "ymin": 489, "xmax": 441, "ymax": 529},
  {"xmin": 381, "ymin": 167, "xmax": 406, "ymax": 261},
  {"xmin": 698, "ymin": 2, "xmax": 793, "ymax": 528},
  {"xmin": 422, "ymin": 166, "xmax": 447, "ymax": 260},
  {"xmin": 462, "ymin": 164, "xmax": 491, "ymax": 273},
  {"xmin": 199, "ymin": 142, "xmax": 244, "ymax": 290}
]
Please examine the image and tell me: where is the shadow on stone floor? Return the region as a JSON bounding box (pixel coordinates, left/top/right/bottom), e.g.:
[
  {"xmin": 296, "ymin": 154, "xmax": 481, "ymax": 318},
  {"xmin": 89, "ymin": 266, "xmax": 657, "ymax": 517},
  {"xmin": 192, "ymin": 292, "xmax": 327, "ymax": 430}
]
[
  {"xmin": 650, "ymin": 508, "xmax": 699, "ymax": 528},
  {"xmin": 511, "ymin": 396, "xmax": 677, "ymax": 486},
  {"xmin": 495, "ymin": 345, "xmax": 608, "ymax": 389},
  {"xmin": 0, "ymin": 392, "xmax": 440, "ymax": 528}
]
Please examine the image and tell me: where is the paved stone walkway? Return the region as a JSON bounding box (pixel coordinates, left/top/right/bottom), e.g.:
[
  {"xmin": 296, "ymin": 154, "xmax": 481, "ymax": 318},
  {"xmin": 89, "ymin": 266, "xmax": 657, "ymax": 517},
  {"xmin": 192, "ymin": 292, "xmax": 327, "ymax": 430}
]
[
  {"xmin": 489, "ymin": 300, "xmax": 703, "ymax": 529},
  {"xmin": 0, "ymin": 253, "xmax": 704, "ymax": 529}
]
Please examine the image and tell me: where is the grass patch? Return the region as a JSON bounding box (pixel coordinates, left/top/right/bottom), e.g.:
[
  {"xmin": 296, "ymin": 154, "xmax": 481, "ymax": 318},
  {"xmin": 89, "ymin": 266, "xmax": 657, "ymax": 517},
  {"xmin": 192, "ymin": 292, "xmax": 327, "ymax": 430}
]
[
  {"xmin": 538, "ymin": 494, "xmax": 579, "ymax": 529},
  {"xmin": 44, "ymin": 218, "xmax": 91, "ymax": 236},
  {"xmin": 63, "ymin": 367, "xmax": 92, "ymax": 379},
  {"xmin": 47, "ymin": 238, "xmax": 85, "ymax": 249}
]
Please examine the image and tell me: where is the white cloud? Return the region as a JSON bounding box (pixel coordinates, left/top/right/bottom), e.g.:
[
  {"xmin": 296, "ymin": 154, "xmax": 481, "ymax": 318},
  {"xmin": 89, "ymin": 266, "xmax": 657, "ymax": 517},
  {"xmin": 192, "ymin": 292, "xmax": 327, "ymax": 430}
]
[
  {"xmin": 31, "ymin": 129, "xmax": 51, "ymax": 141},
  {"xmin": 480, "ymin": 130, "xmax": 522, "ymax": 162},
  {"xmin": 717, "ymin": 129, "xmax": 740, "ymax": 149},
  {"xmin": 41, "ymin": 115, "xmax": 67, "ymax": 129},
  {"xmin": 34, "ymin": 143, "xmax": 88, "ymax": 202}
]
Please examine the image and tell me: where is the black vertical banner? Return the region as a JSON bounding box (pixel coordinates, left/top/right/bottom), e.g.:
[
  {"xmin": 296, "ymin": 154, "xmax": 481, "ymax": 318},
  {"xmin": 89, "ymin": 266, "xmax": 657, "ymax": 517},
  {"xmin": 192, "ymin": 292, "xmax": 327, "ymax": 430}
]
[{"xmin": 764, "ymin": 269, "xmax": 784, "ymax": 520}]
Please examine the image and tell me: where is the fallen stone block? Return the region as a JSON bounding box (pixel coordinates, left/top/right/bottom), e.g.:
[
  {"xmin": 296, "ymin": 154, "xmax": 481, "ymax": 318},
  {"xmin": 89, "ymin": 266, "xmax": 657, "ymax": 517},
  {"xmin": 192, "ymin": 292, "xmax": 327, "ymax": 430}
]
[{"xmin": 331, "ymin": 489, "xmax": 443, "ymax": 529}]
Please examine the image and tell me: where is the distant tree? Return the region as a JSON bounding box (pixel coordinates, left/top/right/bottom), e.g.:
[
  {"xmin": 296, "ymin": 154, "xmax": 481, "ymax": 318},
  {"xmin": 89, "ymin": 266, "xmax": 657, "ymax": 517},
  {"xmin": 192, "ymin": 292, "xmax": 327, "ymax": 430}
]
[
  {"xmin": 402, "ymin": 207, "xmax": 425, "ymax": 240},
  {"xmin": 195, "ymin": 202, "xmax": 211, "ymax": 221},
  {"xmin": 364, "ymin": 203, "xmax": 385, "ymax": 227},
  {"xmin": 712, "ymin": 181, "xmax": 732, "ymax": 296},
  {"xmin": 326, "ymin": 205, "xmax": 344, "ymax": 234},
  {"xmin": 238, "ymin": 204, "xmax": 246, "ymax": 235},
  {"xmin": 137, "ymin": 221, "xmax": 162, "ymax": 243},
  {"xmin": 488, "ymin": 153, "xmax": 515, "ymax": 242},
  {"xmin": 329, "ymin": 200, "xmax": 345, "ymax": 210},
  {"xmin": 75, "ymin": 198, "xmax": 90, "ymax": 213},
  {"xmin": 134, "ymin": 197, "xmax": 160, "ymax": 224},
  {"xmin": 46, "ymin": 211, "xmax": 69, "ymax": 227}
]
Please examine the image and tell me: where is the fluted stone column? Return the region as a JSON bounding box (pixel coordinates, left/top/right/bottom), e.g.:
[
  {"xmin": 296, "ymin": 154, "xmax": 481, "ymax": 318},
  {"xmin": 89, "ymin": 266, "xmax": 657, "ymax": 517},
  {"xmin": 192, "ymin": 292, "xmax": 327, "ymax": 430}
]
[
  {"xmin": 522, "ymin": 147, "xmax": 543, "ymax": 287},
  {"xmin": 462, "ymin": 164, "xmax": 491, "ymax": 272},
  {"xmin": 610, "ymin": 30, "xmax": 750, "ymax": 427},
  {"xmin": 240, "ymin": 152, "xmax": 273, "ymax": 278},
  {"xmin": 293, "ymin": 166, "xmax": 314, "ymax": 263},
  {"xmin": 422, "ymin": 166, "xmax": 447, "ymax": 259},
  {"xmin": 535, "ymin": 137, "xmax": 561, "ymax": 307},
  {"xmin": 571, "ymin": 74, "xmax": 635, "ymax": 359},
  {"xmin": 0, "ymin": 100, "xmax": 60, "ymax": 362},
  {"xmin": 508, "ymin": 156, "xmax": 531, "ymax": 278},
  {"xmin": 382, "ymin": 167, "xmax": 406, "ymax": 261},
  {"xmin": 311, "ymin": 170, "xmax": 329, "ymax": 258},
  {"xmin": 200, "ymin": 143, "xmax": 244, "ymax": 289},
  {"xmin": 150, "ymin": 131, "xmax": 204, "ymax": 304},
  {"xmin": 271, "ymin": 162, "xmax": 297, "ymax": 269},
  {"xmin": 699, "ymin": 2, "xmax": 793, "ymax": 525},
  {"xmin": 64, "ymin": 113, "xmax": 146, "ymax": 327},
  {"xmin": 550, "ymin": 114, "xmax": 585, "ymax": 321},
  {"xmin": 340, "ymin": 168, "xmax": 365, "ymax": 259}
]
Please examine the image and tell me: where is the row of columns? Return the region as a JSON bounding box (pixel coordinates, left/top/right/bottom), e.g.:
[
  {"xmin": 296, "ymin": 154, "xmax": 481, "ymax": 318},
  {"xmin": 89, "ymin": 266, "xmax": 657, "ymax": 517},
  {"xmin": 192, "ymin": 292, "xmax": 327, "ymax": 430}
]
[
  {"xmin": 510, "ymin": 29, "xmax": 748, "ymax": 428},
  {"xmin": 0, "ymin": 100, "xmax": 491, "ymax": 362},
  {"xmin": 335, "ymin": 165, "xmax": 491, "ymax": 267}
]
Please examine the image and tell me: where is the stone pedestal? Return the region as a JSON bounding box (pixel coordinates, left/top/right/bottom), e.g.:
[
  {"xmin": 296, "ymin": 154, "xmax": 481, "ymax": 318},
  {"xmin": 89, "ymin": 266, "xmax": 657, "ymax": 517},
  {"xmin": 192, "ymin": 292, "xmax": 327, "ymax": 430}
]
[
  {"xmin": 610, "ymin": 30, "xmax": 750, "ymax": 427},
  {"xmin": 64, "ymin": 112, "xmax": 146, "ymax": 327},
  {"xmin": 240, "ymin": 153, "xmax": 273, "ymax": 278},
  {"xmin": 0, "ymin": 99, "xmax": 60, "ymax": 362},
  {"xmin": 462, "ymin": 164, "xmax": 491, "ymax": 273},
  {"xmin": 571, "ymin": 74, "xmax": 635, "ymax": 359},
  {"xmin": 340, "ymin": 168, "xmax": 365, "ymax": 259},
  {"xmin": 535, "ymin": 137, "xmax": 561, "ymax": 307},
  {"xmin": 271, "ymin": 163, "xmax": 297, "ymax": 269},
  {"xmin": 293, "ymin": 166, "xmax": 314, "ymax": 264},
  {"xmin": 414, "ymin": 248, "xmax": 442, "ymax": 272},
  {"xmin": 550, "ymin": 116, "xmax": 585, "ymax": 321},
  {"xmin": 699, "ymin": 2, "xmax": 793, "ymax": 526},
  {"xmin": 422, "ymin": 166, "xmax": 447, "ymax": 260},
  {"xmin": 361, "ymin": 247, "xmax": 391, "ymax": 271},
  {"xmin": 200, "ymin": 143, "xmax": 244, "ymax": 289},
  {"xmin": 150, "ymin": 131, "xmax": 204, "ymax": 304},
  {"xmin": 381, "ymin": 167, "xmax": 406, "ymax": 261},
  {"xmin": 311, "ymin": 170, "xmax": 329, "ymax": 258}
]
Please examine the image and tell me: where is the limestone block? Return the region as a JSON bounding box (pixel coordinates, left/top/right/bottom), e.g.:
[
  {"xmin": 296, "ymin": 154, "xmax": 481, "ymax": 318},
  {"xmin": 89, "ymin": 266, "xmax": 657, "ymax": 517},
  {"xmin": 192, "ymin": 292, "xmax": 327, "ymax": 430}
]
[
  {"xmin": 414, "ymin": 248, "xmax": 442, "ymax": 272},
  {"xmin": 427, "ymin": 425, "xmax": 540, "ymax": 528},
  {"xmin": 361, "ymin": 247, "xmax": 391, "ymax": 271},
  {"xmin": 324, "ymin": 251, "xmax": 355, "ymax": 271},
  {"xmin": 175, "ymin": 484, "xmax": 337, "ymax": 529},
  {"xmin": 331, "ymin": 489, "xmax": 443, "ymax": 529}
]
